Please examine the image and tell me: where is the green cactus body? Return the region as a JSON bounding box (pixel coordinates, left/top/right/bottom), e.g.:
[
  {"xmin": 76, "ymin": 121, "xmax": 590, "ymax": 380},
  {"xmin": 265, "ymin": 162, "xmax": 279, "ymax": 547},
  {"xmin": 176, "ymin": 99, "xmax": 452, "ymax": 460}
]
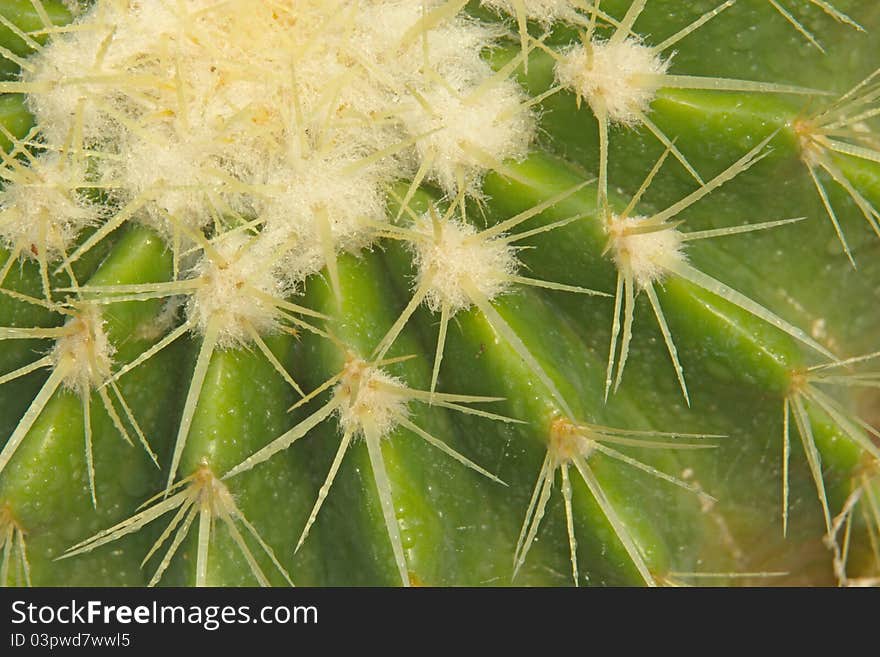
[{"xmin": 0, "ymin": 0, "xmax": 878, "ymax": 587}]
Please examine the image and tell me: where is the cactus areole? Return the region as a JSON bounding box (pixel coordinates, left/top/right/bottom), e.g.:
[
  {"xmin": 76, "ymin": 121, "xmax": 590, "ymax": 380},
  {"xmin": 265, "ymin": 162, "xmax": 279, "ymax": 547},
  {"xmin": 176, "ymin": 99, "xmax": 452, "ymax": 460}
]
[{"xmin": 0, "ymin": 0, "xmax": 878, "ymax": 588}]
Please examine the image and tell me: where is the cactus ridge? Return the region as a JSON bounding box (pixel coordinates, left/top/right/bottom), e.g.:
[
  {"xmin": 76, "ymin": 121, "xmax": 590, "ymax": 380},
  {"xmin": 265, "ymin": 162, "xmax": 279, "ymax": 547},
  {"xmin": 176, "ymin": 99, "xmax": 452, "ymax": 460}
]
[{"xmin": 0, "ymin": 0, "xmax": 878, "ymax": 586}]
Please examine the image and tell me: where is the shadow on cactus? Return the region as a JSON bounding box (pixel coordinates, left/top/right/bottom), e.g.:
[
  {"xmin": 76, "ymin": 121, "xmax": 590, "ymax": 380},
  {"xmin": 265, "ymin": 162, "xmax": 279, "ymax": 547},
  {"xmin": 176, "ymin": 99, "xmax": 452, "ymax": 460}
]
[{"xmin": 0, "ymin": 0, "xmax": 878, "ymax": 587}]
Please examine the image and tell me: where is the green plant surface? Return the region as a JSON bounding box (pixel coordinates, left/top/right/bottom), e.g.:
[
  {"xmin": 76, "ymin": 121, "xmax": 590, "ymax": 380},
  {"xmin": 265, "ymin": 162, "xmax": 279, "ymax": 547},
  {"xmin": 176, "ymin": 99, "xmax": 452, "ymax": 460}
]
[{"xmin": 0, "ymin": 0, "xmax": 879, "ymax": 587}]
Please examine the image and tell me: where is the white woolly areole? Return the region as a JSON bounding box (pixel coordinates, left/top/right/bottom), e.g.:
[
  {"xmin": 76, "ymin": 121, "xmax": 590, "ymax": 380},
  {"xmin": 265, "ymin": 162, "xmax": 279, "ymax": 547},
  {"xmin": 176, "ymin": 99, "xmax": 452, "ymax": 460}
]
[
  {"xmin": 481, "ymin": 0, "xmax": 575, "ymax": 25},
  {"xmin": 607, "ymin": 214, "xmax": 685, "ymax": 288},
  {"xmin": 410, "ymin": 213, "xmax": 517, "ymax": 313},
  {"xmin": 402, "ymin": 78, "xmax": 534, "ymax": 195},
  {"xmin": 51, "ymin": 305, "xmax": 115, "ymax": 392},
  {"xmin": 20, "ymin": 0, "xmax": 534, "ymax": 327},
  {"xmin": 23, "ymin": 17, "xmax": 117, "ymax": 146},
  {"xmin": 334, "ymin": 358, "xmax": 409, "ymax": 439},
  {"xmin": 555, "ymin": 38, "xmax": 670, "ymax": 126},
  {"xmin": 185, "ymin": 233, "xmax": 291, "ymax": 347},
  {"xmin": 0, "ymin": 155, "xmax": 100, "ymax": 259},
  {"xmin": 353, "ymin": 1, "xmax": 504, "ymax": 84},
  {"xmin": 109, "ymin": 132, "xmax": 237, "ymax": 230},
  {"xmin": 256, "ymin": 147, "xmax": 391, "ymax": 282}
]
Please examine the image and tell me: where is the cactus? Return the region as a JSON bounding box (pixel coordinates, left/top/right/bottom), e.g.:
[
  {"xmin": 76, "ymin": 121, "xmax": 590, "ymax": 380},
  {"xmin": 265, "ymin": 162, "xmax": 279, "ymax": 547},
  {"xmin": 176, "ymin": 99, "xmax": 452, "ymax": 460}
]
[{"xmin": 0, "ymin": 0, "xmax": 878, "ymax": 588}]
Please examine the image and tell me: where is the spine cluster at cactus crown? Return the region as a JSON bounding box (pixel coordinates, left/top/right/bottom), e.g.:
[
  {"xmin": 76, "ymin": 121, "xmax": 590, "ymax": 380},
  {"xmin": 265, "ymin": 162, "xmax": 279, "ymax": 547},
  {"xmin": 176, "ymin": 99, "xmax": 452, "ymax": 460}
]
[{"xmin": 0, "ymin": 0, "xmax": 878, "ymax": 587}]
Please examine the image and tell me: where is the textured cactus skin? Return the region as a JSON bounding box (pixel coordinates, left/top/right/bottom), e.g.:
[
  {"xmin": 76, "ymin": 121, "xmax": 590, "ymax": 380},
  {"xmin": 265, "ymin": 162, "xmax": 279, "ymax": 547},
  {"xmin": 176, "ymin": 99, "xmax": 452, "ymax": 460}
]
[{"xmin": 0, "ymin": 0, "xmax": 878, "ymax": 587}]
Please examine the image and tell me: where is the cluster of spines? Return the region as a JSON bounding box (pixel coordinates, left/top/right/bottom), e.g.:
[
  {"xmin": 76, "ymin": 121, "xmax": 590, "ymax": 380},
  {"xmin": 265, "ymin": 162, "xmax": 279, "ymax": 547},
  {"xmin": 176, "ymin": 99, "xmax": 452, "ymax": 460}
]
[{"xmin": 0, "ymin": 0, "xmax": 876, "ymax": 586}]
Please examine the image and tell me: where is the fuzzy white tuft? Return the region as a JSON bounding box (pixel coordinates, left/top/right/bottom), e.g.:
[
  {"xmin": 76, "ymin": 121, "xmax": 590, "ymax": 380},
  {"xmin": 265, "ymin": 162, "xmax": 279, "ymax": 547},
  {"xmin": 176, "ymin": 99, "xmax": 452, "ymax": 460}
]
[
  {"xmin": 0, "ymin": 154, "xmax": 101, "ymax": 260},
  {"xmin": 410, "ymin": 212, "xmax": 517, "ymax": 314},
  {"xmin": 555, "ymin": 38, "xmax": 670, "ymax": 126},
  {"xmin": 334, "ymin": 358, "xmax": 409, "ymax": 439},
  {"xmin": 402, "ymin": 78, "xmax": 533, "ymax": 195},
  {"xmin": 51, "ymin": 304, "xmax": 115, "ymax": 392},
  {"xmin": 185, "ymin": 233, "xmax": 291, "ymax": 347},
  {"xmin": 606, "ymin": 214, "xmax": 685, "ymax": 288},
  {"xmin": 256, "ymin": 146, "xmax": 391, "ymax": 283},
  {"xmin": 481, "ymin": 0, "xmax": 576, "ymax": 25},
  {"xmin": 110, "ymin": 132, "xmax": 243, "ymax": 231},
  {"xmin": 18, "ymin": 0, "xmax": 533, "ymax": 292}
]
